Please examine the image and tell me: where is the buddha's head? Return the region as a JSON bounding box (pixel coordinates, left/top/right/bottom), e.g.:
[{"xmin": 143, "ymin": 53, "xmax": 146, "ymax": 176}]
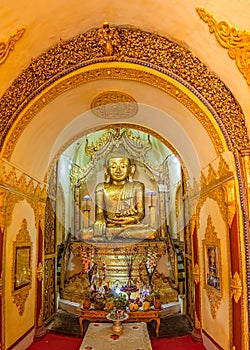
[{"xmin": 105, "ymin": 154, "xmax": 136, "ymax": 184}]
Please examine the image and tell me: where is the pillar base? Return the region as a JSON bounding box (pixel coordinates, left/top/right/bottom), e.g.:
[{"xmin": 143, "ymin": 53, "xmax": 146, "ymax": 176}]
[
  {"xmin": 33, "ymin": 325, "xmax": 46, "ymax": 341},
  {"xmin": 191, "ymin": 327, "xmax": 203, "ymax": 344}
]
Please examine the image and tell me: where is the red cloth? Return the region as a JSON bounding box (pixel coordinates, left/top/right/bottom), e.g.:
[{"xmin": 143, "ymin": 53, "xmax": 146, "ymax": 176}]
[
  {"xmin": 27, "ymin": 333, "xmax": 206, "ymax": 350},
  {"xmin": 26, "ymin": 334, "xmax": 82, "ymax": 350},
  {"xmin": 151, "ymin": 335, "xmax": 206, "ymax": 350}
]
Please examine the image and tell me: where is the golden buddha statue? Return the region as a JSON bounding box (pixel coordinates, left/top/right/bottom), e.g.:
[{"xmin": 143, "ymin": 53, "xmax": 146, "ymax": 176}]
[{"xmin": 93, "ymin": 155, "xmax": 156, "ymax": 241}]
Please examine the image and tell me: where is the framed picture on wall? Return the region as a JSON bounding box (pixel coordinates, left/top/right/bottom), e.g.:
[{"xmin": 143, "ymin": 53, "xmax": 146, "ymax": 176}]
[
  {"xmin": 202, "ymin": 215, "xmax": 223, "ymax": 318},
  {"xmin": 204, "ymin": 245, "xmax": 221, "ymax": 291},
  {"xmin": 12, "ymin": 219, "xmax": 32, "ymax": 315},
  {"xmin": 14, "ymin": 245, "xmax": 31, "ymax": 290}
]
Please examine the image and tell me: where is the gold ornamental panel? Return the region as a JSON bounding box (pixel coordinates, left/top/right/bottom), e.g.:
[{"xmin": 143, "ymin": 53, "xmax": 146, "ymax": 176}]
[
  {"xmin": 71, "ymin": 240, "xmax": 166, "ymax": 286},
  {"xmin": 1, "ymin": 63, "xmax": 225, "ymax": 160},
  {"xmin": 0, "ymin": 25, "xmax": 248, "ymax": 156},
  {"xmin": 197, "ymin": 7, "xmax": 250, "ymax": 86},
  {"xmin": 0, "ymin": 27, "xmax": 25, "ymax": 65},
  {"xmin": 231, "ymin": 272, "xmax": 242, "ymax": 304},
  {"xmin": 91, "ymin": 90, "xmax": 138, "ymax": 119},
  {"xmin": 193, "ymin": 263, "xmax": 200, "ymax": 285}
]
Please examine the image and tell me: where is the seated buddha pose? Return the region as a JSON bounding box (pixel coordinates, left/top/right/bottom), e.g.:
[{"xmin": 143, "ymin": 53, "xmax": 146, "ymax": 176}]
[{"xmin": 93, "ymin": 155, "xmax": 156, "ymax": 240}]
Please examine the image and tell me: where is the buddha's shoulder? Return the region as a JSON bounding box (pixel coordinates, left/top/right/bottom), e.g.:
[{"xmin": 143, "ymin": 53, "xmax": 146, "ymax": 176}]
[
  {"xmin": 95, "ymin": 182, "xmax": 119, "ymax": 191},
  {"xmin": 127, "ymin": 180, "xmax": 144, "ymax": 188},
  {"xmin": 95, "ymin": 182, "xmax": 105, "ymax": 191}
]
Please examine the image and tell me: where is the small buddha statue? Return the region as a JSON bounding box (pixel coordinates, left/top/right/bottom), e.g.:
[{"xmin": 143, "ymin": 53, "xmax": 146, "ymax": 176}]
[{"xmin": 93, "ymin": 154, "xmax": 156, "ymax": 241}]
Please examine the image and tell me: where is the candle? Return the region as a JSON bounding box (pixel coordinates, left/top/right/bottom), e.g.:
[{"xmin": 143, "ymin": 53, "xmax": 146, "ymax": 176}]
[
  {"xmin": 83, "ymin": 195, "xmax": 91, "ymax": 228},
  {"xmin": 148, "ymin": 191, "xmax": 156, "ymax": 228}
]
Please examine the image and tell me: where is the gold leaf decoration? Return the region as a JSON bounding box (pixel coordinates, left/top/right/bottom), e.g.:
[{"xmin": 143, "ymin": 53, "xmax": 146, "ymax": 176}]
[
  {"xmin": 0, "ymin": 27, "xmax": 25, "ymax": 65},
  {"xmin": 12, "ymin": 219, "xmax": 32, "ymax": 316},
  {"xmin": 91, "ymin": 90, "xmax": 138, "ymax": 119},
  {"xmin": 97, "ymin": 22, "xmax": 121, "ymax": 57},
  {"xmin": 197, "ymin": 7, "xmax": 250, "ymax": 85},
  {"xmin": 206, "ymin": 287, "xmax": 223, "ymax": 319},
  {"xmin": 36, "ymin": 262, "xmax": 43, "ymax": 282},
  {"xmin": 0, "ymin": 26, "xmax": 248, "ymax": 153},
  {"xmin": 202, "ymin": 215, "xmax": 223, "ymax": 319},
  {"xmin": 13, "ymin": 288, "xmax": 30, "ymax": 316},
  {"xmin": 193, "ymin": 263, "xmax": 200, "ymax": 284},
  {"xmin": 231, "ymin": 271, "xmax": 242, "ymax": 303},
  {"xmin": 0, "ymin": 275, "xmax": 2, "ymax": 297},
  {"xmin": 190, "ymin": 154, "xmax": 234, "ymax": 228},
  {"xmin": 194, "ymin": 311, "xmax": 201, "ymax": 329}
]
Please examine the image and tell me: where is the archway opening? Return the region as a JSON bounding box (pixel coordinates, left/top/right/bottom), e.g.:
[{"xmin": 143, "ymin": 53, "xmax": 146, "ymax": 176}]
[{"xmin": 44, "ymin": 125, "xmax": 198, "ymax": 338}]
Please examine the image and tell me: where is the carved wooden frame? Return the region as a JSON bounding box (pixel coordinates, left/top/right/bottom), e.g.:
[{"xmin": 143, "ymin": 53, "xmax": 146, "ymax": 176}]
[
  {"xmin": 12, "ymin": 219, "xmax": 32, "ymax": 315},
  {"xmin": 202, "ymin": 215, "xmax": 223, "ymax": 318}
]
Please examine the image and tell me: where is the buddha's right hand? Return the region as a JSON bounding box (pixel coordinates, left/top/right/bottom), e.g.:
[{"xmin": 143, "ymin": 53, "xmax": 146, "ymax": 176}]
[{"xmin": 93, "ymin": 220, "xmax": 106, "ymax": 236}]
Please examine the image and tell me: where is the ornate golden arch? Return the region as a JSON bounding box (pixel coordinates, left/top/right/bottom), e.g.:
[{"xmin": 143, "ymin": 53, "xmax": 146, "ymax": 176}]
[{"xmin": 0, "ymin": 24, "xmax": 249, "ymax": 158}]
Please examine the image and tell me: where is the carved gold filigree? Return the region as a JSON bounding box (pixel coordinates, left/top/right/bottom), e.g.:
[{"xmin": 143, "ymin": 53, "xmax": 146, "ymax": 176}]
[
  {"xmin": 231, "ymin": 271, "xmax": 242, "ymax": 303},
  {"xmin": 0, "ymin": 274, "xmax": 2, "ymax": 297},
  {"xmin": 240, "ymin": 149, "xmax": 250, "ymax": 222},
  {"xmin": 223, "ymin": 179, "xmax": 236, "ymax": 227},
  {"xmin": 36, "ymin": 262, "xmax": 43, "ymax": 282},
  {"xmin": 97, "ymin": 22, "xmax": 121, "ymax": 57},
  {"xmin": 189, "ymin": 154, "xmax": 232, "ymax": 200},
  {"xmin": 38, "ymin": 309, "xmax": 43, "ymax": 327},
  {"xmin": 193, "ymin": 263, "xmax": 200, "ymax": 284},
  {"xmin": 91, "ymin": 90, "xmax": 138, "ymax": 119},
  {"xmin": 1, "ymin": 65, "xmax": 225, "ymax": 160},
  {"xmin": 202, "ymin": 215, "xmax": 223, "ymax": 319},
  {"xmin": 71, "ymin": 240, "xmax": 166, "ymax": 287},
  {"xmin": 175, "ymin": 182, "xmax": 182, "ymax": 219},
  {"xmin": 188, "ymin": 212, "xmax": 196, "ymax": 237},
  {"xmin": 12, "ymin": 288, "xmax": 30, "ymax": 316},
  {"xmin": 206, "ymin": 287, "xmax": 223, "ymax": 319},
  {"xmin": 0, "ymin": 27, "xmax": 25, "ymax": 65},
  {"xmin": 1, "ymin": 159, "xmax": 47, "ymax": 229},
  {"xmin": 189, "ymin": 154, "xmax": 235, "ymax": 228},
  {"xmin": 0, "ymin": 26, "xmax": 248, "ymax": 155},
  {"xmin": 194, "ymin": 311, "xmax": 201, "ymax": 329},
  {"xmin": 227, "ymin": 202, "xmax": 236, "ymax": 228},
  {"xmin": 72, "ymin": 127, "xmax": 172, "ymax": 187},
  {"xmin": 12, "ymin": 219, "xmax": 32, "ymax": 316},
  {"xmin": 0, "ymin": 159, "xmax": 47, "ymax": 201},
  {"xmin": 197, "ymin": 7, "xmax": 250, "ymax": 86},
  {"xmin": 0, "ymin": 189, "xmax": 7, "ymax": 228},
  {"xmin": 43, "ymin": 257, "xmax": 56, "ymax": 320}
]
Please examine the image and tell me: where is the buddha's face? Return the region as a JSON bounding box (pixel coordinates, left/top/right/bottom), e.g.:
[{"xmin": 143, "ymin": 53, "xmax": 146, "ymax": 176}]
[{"xmin": 107, "ymin": 157, "xmax": 130, "ymax": 182}]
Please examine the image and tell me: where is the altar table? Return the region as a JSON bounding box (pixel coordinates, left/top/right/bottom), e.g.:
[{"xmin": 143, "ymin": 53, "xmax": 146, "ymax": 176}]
[
  {"xmin": 78, "ymin": 308, "xmax": 161, "ymax": 337},
  {"xmin": 79, "ymin": 322, "xmax": 152, "ymax": 350}
]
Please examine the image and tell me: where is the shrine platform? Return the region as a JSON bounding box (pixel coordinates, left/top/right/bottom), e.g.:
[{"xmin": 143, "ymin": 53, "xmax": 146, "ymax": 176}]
[{"xmin": 58, "ymin": 298, "xmax": 181, "ymax": 318}]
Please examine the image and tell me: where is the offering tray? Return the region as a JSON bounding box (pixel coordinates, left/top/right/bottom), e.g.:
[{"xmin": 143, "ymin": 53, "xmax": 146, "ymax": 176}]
[
  {"xmin": 120, "ymin": 284, "xmax": 138, "ymax": 300},
  {"xmin": 107, "ymin": 311, "xmax": 129, "ymax": 333}
]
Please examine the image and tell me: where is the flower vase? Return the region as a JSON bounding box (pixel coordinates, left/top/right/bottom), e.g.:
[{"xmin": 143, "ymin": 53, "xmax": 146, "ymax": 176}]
[
  {"xmin": 153, "ymin": 297, "xmax": 161, "ymax": 310},
  {"xmin": 82, "ymin": 298, "xmax": 91, "ymax": 309}
]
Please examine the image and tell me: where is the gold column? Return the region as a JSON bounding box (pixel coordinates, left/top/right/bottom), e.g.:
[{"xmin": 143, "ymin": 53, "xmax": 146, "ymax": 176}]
[
  {"xmin": 34, "ymin": 201, "xmax": 46, "ymax": 340},
  {"xmin": 240, "ymin": 149, "xmax": 250, "ymax": 213},
  {"xmin": 158, "ymin": 184, "xmax": 168, "ymax": 237},
  {"xmin": 0, "ymin": 189, "xmax": 7, "ymax": 350},
  {"xmin": 74, "ymin": 185, "xmax": 81, "ymax": 239},
  {"xmin": 148, "ymin": 191, "xmax": 156, "ymax": 228}
]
